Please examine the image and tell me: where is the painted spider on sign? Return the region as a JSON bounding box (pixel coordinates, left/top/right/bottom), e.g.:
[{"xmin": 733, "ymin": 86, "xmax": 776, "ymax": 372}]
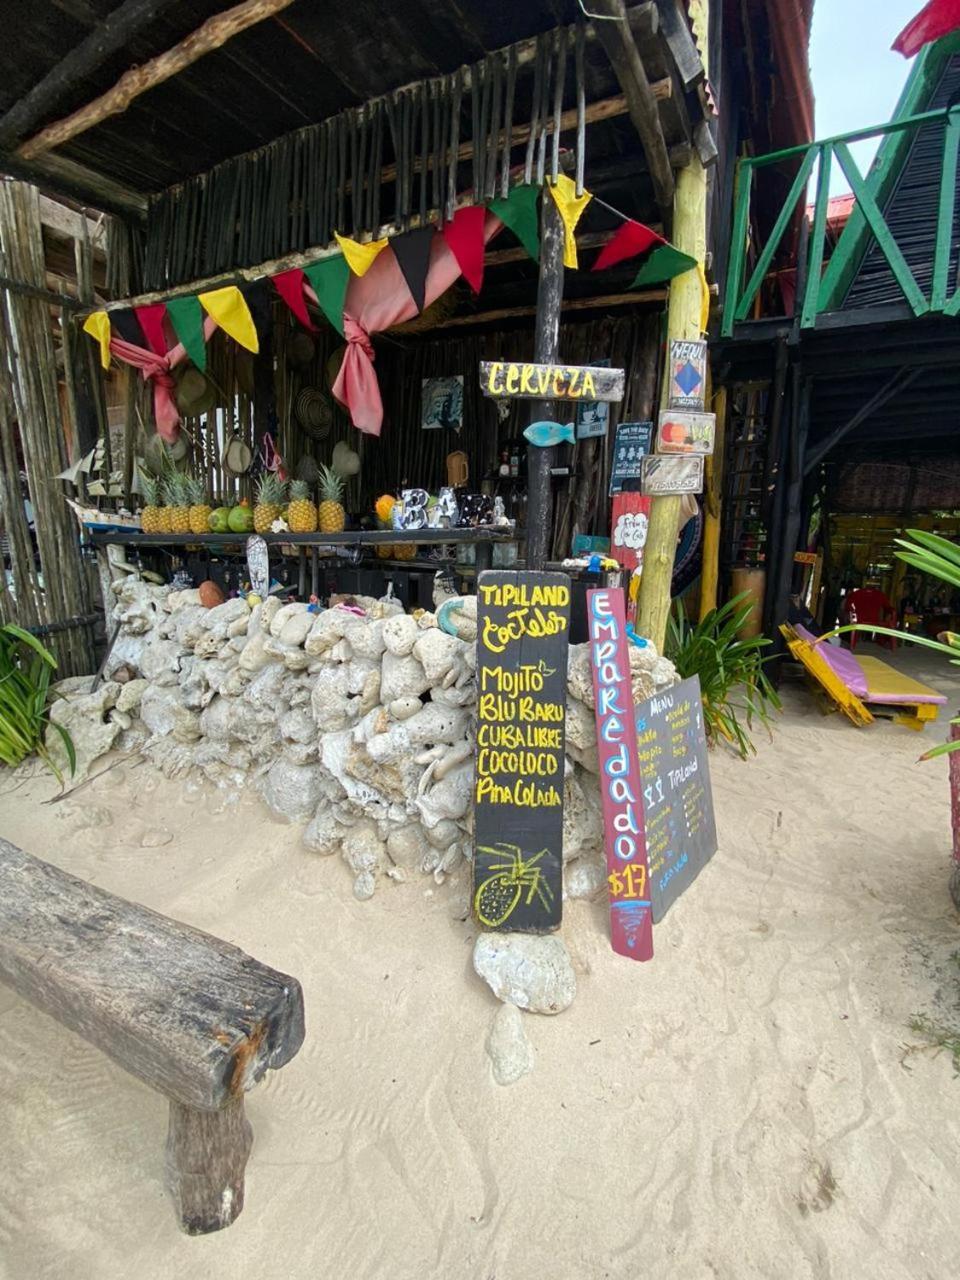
[{"xmin": 474, "ymin": 843, "xmax": 555, "ymax": 927}]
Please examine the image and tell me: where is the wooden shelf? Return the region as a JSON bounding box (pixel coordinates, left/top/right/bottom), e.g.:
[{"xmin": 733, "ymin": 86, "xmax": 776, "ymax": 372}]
[{"xmin": 87, "ymin": 528, "xmax": 519, "ymax": 549}]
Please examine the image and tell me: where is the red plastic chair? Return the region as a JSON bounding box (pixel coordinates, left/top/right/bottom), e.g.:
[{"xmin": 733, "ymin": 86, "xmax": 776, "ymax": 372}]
[{"xmin": 842, "ymin": 588, "xmax": 898, "ymax": 650}]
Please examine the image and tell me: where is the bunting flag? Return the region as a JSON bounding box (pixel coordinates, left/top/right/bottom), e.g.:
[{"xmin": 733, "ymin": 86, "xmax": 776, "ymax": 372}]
[
  {"xmin": 134, "ymin": 302, "xmax": 169, "ymax": 357},
  {"xmin": 548, "ymin": 174, "xmax": 593, "ymax": 269},
  {"xmin": 489, "ymin": 184, "xmax": 540, "ymax": 263},
  {"xmin": 392, "ymin": 226, "xmax": 435, "ymax": 314},
  {"xmin": 272, "ymin": 268, "xmax": 316, "ymax": 331},
  {"xmin": 631, "ymin": 243, "xmax": 698, "ymax": 289},
  {"xmin": 592, "ymin": 220, "xmax": 662, "ymax": 272},
  {"xmin": 240, "ymin": 279, "xmax": 273, "ymax": 341},
  {"xmin": 303, "ymin": 255, "xmax": 350, "ymax": 336},
  {"xmin": 441, "ymin": 205, "xmax": 487, "ymax": 294},
  {"xmin": 109, "ymin": 308, "xmax": 146, "ymax": 347},
  {"xmin": 335, "ymin": 231, "xmax": 389, "ymax": 277},
  {"xmin": 82, "ymin": 311, "xmax": 111, "ymax": 369},
  {"xmin": 165, "ymin": 294, "xmax": 207, "ymax": 370},
  {"xmin": 893, "ymin": 0, "xmax": 960, "ymax": 55},
  {"xmin": 198, "ymin": 285, "xmax": 259, "ymax": 353}
]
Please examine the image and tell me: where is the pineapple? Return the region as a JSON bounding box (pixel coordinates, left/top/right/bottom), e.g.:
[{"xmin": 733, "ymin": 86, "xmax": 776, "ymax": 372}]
[
  {"xmin": 166, "ymin": 472, "xmax": 191, "ymax": 535},
  {"xmin": 187, "ymin": 476, "xmax": 212, "ymax": 536},
  {"xmin": 394, "ymin": 542, "xmax": 417, "ymax": 560},
  {"xmin": 254, "ymin": 472, "xmax": 286, "ymax": 534},
  {"xmin": 317, "ymin": 465, "xmax": 345, "ymax": 534},
  {"xmin": 139, "ymin": 470, "xmax": 165, "ymax": 534},
  {"xmin": 287, "ymin": 479, "xmax": 318, "ymax": 533}
]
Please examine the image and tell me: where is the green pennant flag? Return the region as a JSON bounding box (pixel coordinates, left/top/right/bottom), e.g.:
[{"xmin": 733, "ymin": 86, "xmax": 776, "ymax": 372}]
[
  {"xmin": 631, "ymin": 244, "xmax": 697, "ymax": 288},
  {"xmin": 165, "ymin": 294, "xmax": 207, "ymax": 371},
  {"xmin": 489, "ymin": 185, "xmax": 540, "ymax": 264},
  {"xmin": 304, "ymin": 255, "xmax": 350, "ymax": 337}
]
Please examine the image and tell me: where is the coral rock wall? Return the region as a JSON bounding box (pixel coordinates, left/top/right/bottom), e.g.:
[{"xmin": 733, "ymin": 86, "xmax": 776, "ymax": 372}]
[{"xmin": 60, "ymin": 579, "xmax": 678, "ymax": 901}]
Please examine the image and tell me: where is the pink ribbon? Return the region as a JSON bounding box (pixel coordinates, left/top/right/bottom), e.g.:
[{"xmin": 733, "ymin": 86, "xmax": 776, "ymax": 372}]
[{"xmin": 107, "ymin": 315, "xmax": 218, "ymax": 444}]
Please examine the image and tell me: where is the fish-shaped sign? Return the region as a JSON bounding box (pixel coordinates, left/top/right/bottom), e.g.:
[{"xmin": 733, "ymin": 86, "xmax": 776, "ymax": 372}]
[{"xmin": 523, "ymin": 421, "xmax": 576, "ymax": 448}]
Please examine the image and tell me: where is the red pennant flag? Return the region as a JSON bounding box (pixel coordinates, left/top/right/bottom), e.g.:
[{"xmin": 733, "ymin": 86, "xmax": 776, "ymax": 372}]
[
  {"xmin": 272, "ymin": 268, "xmax": 316, "ymax": 332},
  {"xmin": 893, "ymin": 0, "xmax": 960, "ymax": 55},
  {"xmin": 592, "ymin": 220, "xmax": 664, "ymax": 272},
  {"xmin": 442, "ymin": 205, "xmax": 487, "ymax": 294},
  {"xmin": 134, "ymin": 302, "xmax": 169, "ymax": 356}
]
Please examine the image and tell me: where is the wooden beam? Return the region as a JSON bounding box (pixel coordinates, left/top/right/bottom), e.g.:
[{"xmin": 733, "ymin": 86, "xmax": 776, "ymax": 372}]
[
  {"xmin": 432, "ymin": 288, "xmax": 668, "ymax": 331},
  {"xmin": 654, "ymin": 0, "xmax": 705, "ymax": 89},
  {"xmin": 39, "ymin": 195, "xmax": 106, "ymax": 248},
  {"xmin": 0, "ymin": 0, "xmax": 184, "ymax": 150},
  {"xmin": 588, "ymin": 0, "xmax": 676, "ymax": 216},
  {"xmin": 0, "ymin": 149, "xmax": 147, "ymax": 219},
  {"xmin": 803, "ymin": 368, "xmax": 921, "ymax": 476},
  {"xmin": 18, "ymin": 0, "xmax": 297, "ymax": 160}
]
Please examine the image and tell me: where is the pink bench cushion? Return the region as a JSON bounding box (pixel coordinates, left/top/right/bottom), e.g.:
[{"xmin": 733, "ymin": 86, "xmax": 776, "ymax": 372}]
[{"xmin": 794, "ymin": 624, "xmax": 868, "ymax": 697}]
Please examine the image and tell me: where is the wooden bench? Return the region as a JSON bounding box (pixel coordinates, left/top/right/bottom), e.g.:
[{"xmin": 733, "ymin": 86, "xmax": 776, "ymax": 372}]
[{"xmin": 0, "ymin": 838, "xmax": 305, "ymax": 1235}]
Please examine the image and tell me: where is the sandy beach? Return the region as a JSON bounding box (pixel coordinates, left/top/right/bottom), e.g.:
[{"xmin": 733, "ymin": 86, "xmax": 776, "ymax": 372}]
[{"xmin": 1, "ymin": 642, "xmax": 959, "ymax": 1280}]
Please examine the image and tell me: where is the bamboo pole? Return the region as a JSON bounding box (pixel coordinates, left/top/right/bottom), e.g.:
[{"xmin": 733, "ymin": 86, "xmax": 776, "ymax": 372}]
[
  {"xmin": 18, "ymin": 0, "xmax": 297, "ymax": 160},
  {"xmin": 698, "ymin": 382, "xmax": 726, "ymax": 620},
  {"xmin": 636, "ymin": 0, "xmax": 709, "ymax": 650}
]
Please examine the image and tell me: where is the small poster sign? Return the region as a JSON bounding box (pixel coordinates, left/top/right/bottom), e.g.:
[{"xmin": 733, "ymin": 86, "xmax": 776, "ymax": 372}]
[
  {"xmin": 421, "ymin": 376, "xmax": 464, "ymax": 430},
  {"xmin": 667, "ymin": 339, "xmax": 708, "ymax": 410},
  {"xmin": 641, "ymin": 454, "xmax": 704, "ymax": 497},
  {"xmin": 587, "ymin": 587, "xmax": 653, "ymax": 960},
  {"xmin": 576, "ymin": 358, "xmax": 611, "ymax": 439},
  {"xmin": 657, "ymin": 409, "xmax": 716, "ymax": 456},
  {"xmin": 480, "ymin": 360, "xmax": 625, "ymax": 402},
  {"xmin": 610, "ymin": 492, "xmax": 652, "ymax": 571},
  {"xmin": 609, "ymin": 421, "xmax": 654, "ymax": 494},
  {"xmin": 474, "ymin": 572, "xmax": 571, "ymax": 934}
]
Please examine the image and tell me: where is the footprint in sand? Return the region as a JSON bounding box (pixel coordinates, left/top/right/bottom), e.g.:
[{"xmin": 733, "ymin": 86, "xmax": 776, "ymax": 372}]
[{"xmin": 796, "ymin": 1159, "xmax": 838, "ymax": 1216}]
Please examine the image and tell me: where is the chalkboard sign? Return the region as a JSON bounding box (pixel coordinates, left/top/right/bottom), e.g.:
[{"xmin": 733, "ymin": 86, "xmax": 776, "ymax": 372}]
[
  {"xmin": 634, "ymin": 675, "xmax": 717, "ymax": 921},
  {"xmin": 474, "ymin": 571, "xmax": 571, "ymax": 933},
  {"xmin": 609, "ymin": 421, "xmax": 654, "ymax": 495}
]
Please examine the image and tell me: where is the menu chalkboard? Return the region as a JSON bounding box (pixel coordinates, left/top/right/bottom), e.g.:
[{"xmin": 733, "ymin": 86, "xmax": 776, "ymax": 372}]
[
  {"xmin": 634, "ymin": 675, "xmax": 717, "ymax": 922},
  {"xmin": 474, "ymin": 571, "xmax": 571, "ymax": 933}
]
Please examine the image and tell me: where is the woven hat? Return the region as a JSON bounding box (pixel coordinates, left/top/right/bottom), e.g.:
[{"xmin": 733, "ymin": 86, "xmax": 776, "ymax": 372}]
[
  {"xmin": 295, "ymin": 387, "xmax": 333, "ymax": 440},
  {"xmin": 287, "ymin": 331, "xmax": 316, "ymax": 369},
  {"xmin": 174, "ymin": 365, "xmax": 217, "ymax": 417}
]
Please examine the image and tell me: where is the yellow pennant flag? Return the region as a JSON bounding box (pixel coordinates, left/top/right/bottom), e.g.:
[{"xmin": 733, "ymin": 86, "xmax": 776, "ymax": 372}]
[
  {"xmin": 83, "ymin": 310, "xmax": 112, "ymax": 369},
  {"xmin": 334, "ymin": 231, "xmax": 389, "ymax": 278},
  {"xmin": 547, "ymin": 174, "xmax": 593, "ymax": 269},
  {"xmin": 697, "ymin": 262, "xmax": 710, "ymax": 334},
  {"xmin": 198, "ymin": 286, "xmax": 259, "ymax": 353}
]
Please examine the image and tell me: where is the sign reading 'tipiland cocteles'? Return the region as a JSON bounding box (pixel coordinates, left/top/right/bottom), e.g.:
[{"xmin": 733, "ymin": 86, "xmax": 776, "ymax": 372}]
[
  {"xmin": 479, "ymin": 360, "xmax": 625, "ymax": 402},
  {"xmin": 474, "ymin": 571, "xmax": 571, "ymax": 934}
]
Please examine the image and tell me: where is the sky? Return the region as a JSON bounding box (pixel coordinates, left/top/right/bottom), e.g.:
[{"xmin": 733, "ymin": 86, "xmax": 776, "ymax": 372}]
[{"xmin": 810, "ymin": 0, "xmax": 925, "ymax": 193}]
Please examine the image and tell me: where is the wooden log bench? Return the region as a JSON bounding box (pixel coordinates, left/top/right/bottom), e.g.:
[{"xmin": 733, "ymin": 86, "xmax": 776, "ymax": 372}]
[{"xmin": 0, "ymin": 838, "xmax": 305, "ymax": 1234}]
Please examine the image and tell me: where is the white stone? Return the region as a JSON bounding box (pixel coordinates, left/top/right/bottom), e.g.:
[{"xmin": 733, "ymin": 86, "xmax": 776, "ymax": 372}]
[
  {"xmin": 564, "ymin": 856, "xmax": 606, "ymax": 900},
  {"xmin": 310, "ymin": 665, "xmax": 354, "ymax": 731},
  {"xmin": 279, "ymin": 708, "xmax": 315, "ymax": 743},
  {"xmin": 302, "ymin": 807, "xmax": 345, "ymax": 856},
  {"xmin": 412, "ymin": 629, "xmax": 467, "ymax": 683},
  {"xmin": 389, "ymin": 696, "xmax": 422, "ymax": 720},
  {"xmin": 343, "ymin": 618, "xmax": 385, "ymax": 660},
  {"xmin": 47, "ymin": 690, "xmax": 120, "ymax": 781},
  {"xmin": 486, "ymin": 1004, "xmax": 535, "ymax": 1085},
  {"xmin": 238, "ymin": 632, "xmax": 276, "ymax": 673},
  {"xmin": 380, "ymin": 651, "xmax": 431, "ymax": 703},
  {"xmin": 139, "ymin": 639, "xmax": 186, "ymax": 686},
  {"xmin": 270, "ymin": 601, "xmax": 310, "ymax": 638},
  {"xmin": 382, "ymin": 613, "xmax": 420, "ymax": 657},
  {"xmin": 366, "ymin": 705, "xmax": 469, "ymax": 764},
  {"xmin": 473, "ymin": 933, "xmax": 576, "ymax": 1015},
  {"xmin": 139, "ymin": 685, "xmax": 201, "ymax": 743},
  {"xmin": 257, "ymin": 760, "xmax": 326, "ymax": 823}
]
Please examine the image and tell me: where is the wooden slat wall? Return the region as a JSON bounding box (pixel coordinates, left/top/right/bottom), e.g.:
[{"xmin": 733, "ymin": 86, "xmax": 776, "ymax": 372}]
[{"xmin": 0, "ymin": 182, "xmax": 95, "ymax": 674}]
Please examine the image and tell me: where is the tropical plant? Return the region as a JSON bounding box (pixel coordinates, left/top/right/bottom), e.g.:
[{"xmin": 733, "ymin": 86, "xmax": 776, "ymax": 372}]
[
  {"xmin": 665, "ymin": 591, "xmax": 782, "ymax": 759},
  {"xmin": 0, "ymin": 623, "xmax": 75, "ymax": 785},
  {"xmin": 831, "ymin": 529, "xmax": 960, "ymax": 762}
]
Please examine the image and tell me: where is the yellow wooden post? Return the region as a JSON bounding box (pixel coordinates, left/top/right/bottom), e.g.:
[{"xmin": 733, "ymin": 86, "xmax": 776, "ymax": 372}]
[
  {"xmin": 636, "ymin": 0, "xmax": 710, "ymax": 648},
  {"xmin": 699, "ymin": 383, "xmax": 726, "ymax": 620}
]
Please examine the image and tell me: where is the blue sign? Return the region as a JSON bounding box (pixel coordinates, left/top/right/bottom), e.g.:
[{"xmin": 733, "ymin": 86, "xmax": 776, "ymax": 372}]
[{"xmin": 609, "ymin": 421, "xmax": 654, "ymax": 495}]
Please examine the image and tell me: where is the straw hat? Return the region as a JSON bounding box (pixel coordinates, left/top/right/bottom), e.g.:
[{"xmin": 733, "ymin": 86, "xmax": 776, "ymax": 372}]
[
  {"xmin": 174, "ymin": 365, "xmax": 217, "ymax": 417},
  {"xmin": 287, "ymin": 331, "xmax": 316, "ymax": 369},
  {"xmin": 295, "ymin": 387, "xmax": 333, "ymax": 440}
]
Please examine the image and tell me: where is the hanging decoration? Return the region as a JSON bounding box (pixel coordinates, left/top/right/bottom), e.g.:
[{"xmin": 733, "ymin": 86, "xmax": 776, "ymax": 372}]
[
  {"xmin": 631, "ymin": 243, "xmax": 698, "ymax": 289},
  {"xmin": 134, "ymin": 302, "xmax": 169, "ymax": 357},
  {"xmin": 592, "ymin": 220, "xmax": 663, "ymax": 272},
  {"xmin": 198, "ymin": 285, "xmax": 259, "ymax": 353},
  {"xmin": 82, "ymin": 312, "xmax": 112, "ymax": 369},
  {"xmin": 165, "ymin": 294, "xmax": 207, "ymax": 370},
  {"xmin": 489, "ymin": 184, "xmax": 540, "ymax": 263},
  {"xmin": 334, "ymin": 231, "xmax": 389, "ymax": 277},
  {"xmin": 108, "ymin": 308, "xmax": 146, "ymax": 348},
  {"xmin": 441, "ymin": 205, "xmax": 488, "ymax": 294},
  {"xmin": 392, "ymin": 227, "xmax": 436, "ymax": 314},
  {"xmin": 303, "ymin": 256, "xmax": 350, "ymax": 337},
  {"xmin": 893, "ymin": 0, "xmax": 960, "ymax": 56},
  {"xmin": 547, "ymin": 173, "xmax": 593, "ymax": 269},
  {"xmin": 272, "ymin": 268, "xmax": 317, "ymax": 332}
]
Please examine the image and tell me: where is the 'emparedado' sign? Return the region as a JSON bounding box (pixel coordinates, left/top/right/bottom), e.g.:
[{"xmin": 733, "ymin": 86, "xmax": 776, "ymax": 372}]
[{"xmin": 480, "ymin": 360, "xmax": 625, "ymax": 402}]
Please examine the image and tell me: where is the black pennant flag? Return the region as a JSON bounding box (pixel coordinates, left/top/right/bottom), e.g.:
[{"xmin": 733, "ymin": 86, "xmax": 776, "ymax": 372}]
[{"xmin": 392, "ymin": 227, "xmax": 435, "ymax": 315}]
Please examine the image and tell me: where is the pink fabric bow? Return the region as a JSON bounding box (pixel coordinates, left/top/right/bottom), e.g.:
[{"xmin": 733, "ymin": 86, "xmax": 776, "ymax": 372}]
[
  {"xmin": 108, "ymin": 315, "xmax": 218, "ymax": 443},
  {"xmin": 327, "ymin": 212, "xmax": 503, "ymax": 436}
]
